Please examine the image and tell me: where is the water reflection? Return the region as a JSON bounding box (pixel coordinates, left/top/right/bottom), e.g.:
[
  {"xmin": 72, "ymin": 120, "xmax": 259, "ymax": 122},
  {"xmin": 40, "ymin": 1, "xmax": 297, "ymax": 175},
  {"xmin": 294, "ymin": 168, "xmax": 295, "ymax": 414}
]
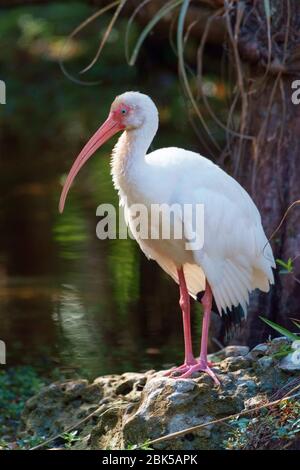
[
  {"xmin": 0, "ymin": 183, "xmax": 206, "ymax": 378},
  {"xmin": 0, "ymin": 3, "xmax": 225, "ymax": 379}
]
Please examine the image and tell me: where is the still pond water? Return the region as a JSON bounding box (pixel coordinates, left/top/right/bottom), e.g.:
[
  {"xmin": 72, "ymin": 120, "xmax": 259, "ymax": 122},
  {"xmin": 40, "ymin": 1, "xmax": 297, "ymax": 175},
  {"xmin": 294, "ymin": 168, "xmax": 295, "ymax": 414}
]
[
  {"xmin": 0, "ymin": 3, "xmax": 225, "ymax": 379},
  {"xmin": 0, "ymin": 153, "xmax": 209, "ymax": 379}
]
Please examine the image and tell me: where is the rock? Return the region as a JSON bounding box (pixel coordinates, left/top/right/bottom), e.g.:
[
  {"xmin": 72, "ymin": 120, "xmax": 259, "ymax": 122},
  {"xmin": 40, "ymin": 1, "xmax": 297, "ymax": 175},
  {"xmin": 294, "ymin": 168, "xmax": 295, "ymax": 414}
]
[
  {"xmin": 236, "ymin": 379, "xmax": 257, "ymax": 395},
  {"xmin": 18, "ymin": 338, "xmax": 299, "ymax": 450},
  {"xmin": 257, "ymin": 356, "xmax": 273, "ymax": 370},
  {"xmin": 279, "ymin": 352, "xmax": 300, "ymax": 371},
  {"xmin": 268, "ymin": 337, "xmax": 290, "ymax": 355},
  {"xmin": 244, "ymin": 395, "xmax": 266, "ymax": 409},
  {"xmin": 249, "ymin": 343, "xmax": 268, "ymax": 359},
  {"xmin": 19, "ymin": 379, "xmax": 106, "ymax": 439},
  {"xmin": 208, "ymin": 345, "xmax": 249, "ymax": 361},
  {"xmin": 272, "ymin": 337, "xmax": 290, "ymax": 345},
  {"xmin": 114, "ymin": 372, "xmax": 147, "ymax": 396},
  {"xmin": 121, "ymin": 375, "xmax": 242, "ymax": 451},
  {"xmin": 221, "ymin": 356, "xmax": 252, "ymax": 372}
]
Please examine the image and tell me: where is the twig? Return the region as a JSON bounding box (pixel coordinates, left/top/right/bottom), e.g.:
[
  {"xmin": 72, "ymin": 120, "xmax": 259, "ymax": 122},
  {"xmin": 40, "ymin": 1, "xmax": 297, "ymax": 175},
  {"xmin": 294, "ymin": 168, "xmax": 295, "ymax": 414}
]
[
  {"xmin": 29, "ymin": 402, "xmax": 126, "ymax": 450},
  {"xmin": 141, "ymin": 384, "xmax": 300, "ymax": 448},
  {"xmin": 263, "ymin": 200, "xmax": 300, "ymax": 259},
  {"xmin": 124, "ymin": 0, "xmax": 152, "ymax": 64},
  {"xmin": 196, "ymin": 7, "xmax": 254, "ymax": 141},
  {"xmin": 58, "ymin": 0, "xmax": 119, "ymax": 86},
  {"xmin": 80, "ymin": 0, "xmax": 128, "ymax": 74},
  {"xmin": 224, "ymin": 0, "xmax": 248, "ymax": 176},
  {"xmin": 177, "ymin": 0, "xmax": 221, "ymax": 156}
]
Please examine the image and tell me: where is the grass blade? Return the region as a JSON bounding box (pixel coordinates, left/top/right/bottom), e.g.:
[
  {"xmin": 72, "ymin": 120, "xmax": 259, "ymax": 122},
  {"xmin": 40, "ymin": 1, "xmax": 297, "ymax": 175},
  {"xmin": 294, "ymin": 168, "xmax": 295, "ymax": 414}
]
[
  {"xmin": 292, "ymin": 320, "xmax": 300, "ymax": 331},
  {"xmin": 80, "ymin": 0, "xmax": 127, "ymax": 74},
  {"xmin": 260, "ymin": 316, "xmax": 299, "ymax": 342},
  {"xmin": 58, "ymin": 0, "xmax": 120, "ymax": 86},
  {"xmin": 125, "ymin": 0, "xmax": 152, "ymax": 64},
  {"xmin": 177, "ymin": 0, "xmax": 221, "ymax": 154},
  {"xmin": 128, "ymin": 0, "xmax": 183, "ymax": 66}
]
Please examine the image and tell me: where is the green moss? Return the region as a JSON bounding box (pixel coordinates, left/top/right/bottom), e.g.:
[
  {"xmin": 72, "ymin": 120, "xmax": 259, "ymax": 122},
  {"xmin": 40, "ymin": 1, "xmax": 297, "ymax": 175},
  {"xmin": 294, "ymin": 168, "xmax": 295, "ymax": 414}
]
[{"xmin": 0, "ymin": 366, "xmax": 44, "ymax": 445}]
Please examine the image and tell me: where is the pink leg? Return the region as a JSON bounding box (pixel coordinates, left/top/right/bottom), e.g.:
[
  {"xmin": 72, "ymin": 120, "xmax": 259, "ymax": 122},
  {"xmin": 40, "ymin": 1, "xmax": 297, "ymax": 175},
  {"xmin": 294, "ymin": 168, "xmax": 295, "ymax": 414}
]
[
  {"xmin": 179, "ymin": 282, "xmax": 220, "ymax": 385},
  {"xmin": 164, "ymin": 267, "xmax": 197, "ymax": 376}
]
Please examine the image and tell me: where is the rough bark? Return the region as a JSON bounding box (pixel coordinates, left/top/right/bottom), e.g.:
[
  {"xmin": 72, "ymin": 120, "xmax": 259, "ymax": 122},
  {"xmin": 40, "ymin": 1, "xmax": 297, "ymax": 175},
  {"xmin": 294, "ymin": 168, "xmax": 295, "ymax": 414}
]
[{"xmin": 228, "ymin": 0, "xmax": 300, "ymax": 346}]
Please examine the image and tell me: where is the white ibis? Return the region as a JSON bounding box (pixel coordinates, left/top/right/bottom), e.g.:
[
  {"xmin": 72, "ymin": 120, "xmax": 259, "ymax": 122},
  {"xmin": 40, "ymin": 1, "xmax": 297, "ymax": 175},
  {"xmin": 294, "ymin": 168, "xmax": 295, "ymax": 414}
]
[{"xmin": 59, "ymin": 92, "xmax": 275, "ymax": 385}]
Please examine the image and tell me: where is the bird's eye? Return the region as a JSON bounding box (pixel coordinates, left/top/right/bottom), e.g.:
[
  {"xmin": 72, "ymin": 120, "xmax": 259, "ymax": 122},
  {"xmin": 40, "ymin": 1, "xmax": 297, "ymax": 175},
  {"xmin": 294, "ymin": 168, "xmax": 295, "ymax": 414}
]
[{"xmin": 121, "ymin": 108, "xmax": 127, "ymax": 115}]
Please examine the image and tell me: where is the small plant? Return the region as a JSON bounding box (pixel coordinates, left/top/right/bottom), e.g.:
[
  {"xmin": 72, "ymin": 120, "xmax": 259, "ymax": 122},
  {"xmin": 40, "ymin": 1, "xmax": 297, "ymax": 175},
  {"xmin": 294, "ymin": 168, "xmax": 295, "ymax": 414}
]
[
  {"xmin": 0, "ymin": 438, "xmax": 11, "ymax": 450},
  {"xmin": 62, "ymin": 430, "xmax": 80, "ymax": 449},
  {"xmin": 271, "ymin": 343, "xmax": 293, "ymax": 360},
  {"xmin": 224, "ymin": 398, "xmax": 300, "ymax": 449},
  {"xmin": 16, "ymin": 434, "xmax": 46, "ymax": 450},
  {"xmin": 259, "ymin": 317, "xmax": 300, "ymax": 342},
  {"xmin": 126, "ymin": 439, "xmax": 153, "ymax": 450},
  {"xmin": 276, "ymin": 258, "xmax": 294, "ymax": 274},
  {"xmin": 259, "ymin": 317, "xmax": 300, "ymax": 360},
  {"xmin": 0, "ymin": 366, "xmax": 44, "ymax": 443},
  {"xmin": 224, "ymin": 417, "xmax": 252, "ymax": 450}
]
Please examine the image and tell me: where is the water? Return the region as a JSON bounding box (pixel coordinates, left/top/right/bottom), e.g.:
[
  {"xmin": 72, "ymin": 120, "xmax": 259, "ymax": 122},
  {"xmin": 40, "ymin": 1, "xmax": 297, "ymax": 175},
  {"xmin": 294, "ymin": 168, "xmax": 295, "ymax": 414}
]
[
  {"xmin": 0, "ymin": 161, "xmax": 206, "ymax": 379},
  {"xmin": 0, "ymin": 93, "xmax": 206, "ymax": 379},
  {"xmin": 0, "ymin": 3, "xmax": 224, "ymax": 379}
]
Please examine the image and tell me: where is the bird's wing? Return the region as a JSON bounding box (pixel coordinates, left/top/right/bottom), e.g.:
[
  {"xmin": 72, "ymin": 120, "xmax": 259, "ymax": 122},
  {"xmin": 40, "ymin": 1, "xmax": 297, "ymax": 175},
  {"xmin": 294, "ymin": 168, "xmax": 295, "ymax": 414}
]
[
  {"xmin": 159, "ymin": 149, "xmax": 276, "ymax": 315},
  {"xmin": 156, "ymin": 257, "xmax": 206, "ymax": 300}
]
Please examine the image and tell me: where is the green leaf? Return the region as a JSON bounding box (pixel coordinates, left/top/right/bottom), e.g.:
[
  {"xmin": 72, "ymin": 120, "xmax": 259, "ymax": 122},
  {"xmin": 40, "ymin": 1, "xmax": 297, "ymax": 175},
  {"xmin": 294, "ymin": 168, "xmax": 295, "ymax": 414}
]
[
  {"xmin": 276, "ymin": 258, "xmax": 293, "ymax": 273},
  {"xmin": 276, "ymin": 258, "xmax": 289, "ymax": 269},
  {"xmin": 128, "ymin": 0, "xmax": 183, "ymax": 66},
  {"xmin": 292, "ymin": 320, "xmax": 300, "ymax": 331},
  {"xmin": 260, "ymin": 316, "xmax": 300, "ymax": 342}
]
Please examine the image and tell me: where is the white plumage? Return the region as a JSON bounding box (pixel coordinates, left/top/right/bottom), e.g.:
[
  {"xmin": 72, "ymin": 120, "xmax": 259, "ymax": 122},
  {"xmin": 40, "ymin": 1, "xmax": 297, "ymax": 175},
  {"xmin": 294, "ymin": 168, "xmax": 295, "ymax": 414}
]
[
  {"xmin": 59, "ymin": 91, "xmax": 275, "ymax": 383},
  {"xmin": 110, "ymin": 93, "xmax": 275, "ymax": 317}
]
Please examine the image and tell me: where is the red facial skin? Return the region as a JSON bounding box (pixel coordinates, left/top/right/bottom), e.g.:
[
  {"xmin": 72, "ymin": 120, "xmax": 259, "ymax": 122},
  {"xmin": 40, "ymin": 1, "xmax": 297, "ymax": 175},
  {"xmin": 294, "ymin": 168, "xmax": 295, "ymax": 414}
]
[
  {"xmin": 59, "ymin": 102, "xmax": 132, "ymax": 213},
  {"xmin": 110, "ymin": 102, "xmax": 132, "ymax": 128}
]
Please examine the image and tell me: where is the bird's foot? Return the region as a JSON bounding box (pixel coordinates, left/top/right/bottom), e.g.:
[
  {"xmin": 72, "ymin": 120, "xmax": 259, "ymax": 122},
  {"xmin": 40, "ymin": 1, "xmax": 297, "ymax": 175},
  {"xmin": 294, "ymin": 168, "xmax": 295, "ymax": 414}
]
[
  {"xmin": 168, "ymin": 360, "xmax": 221, "ymax": 386},
  {"xmin": 164, "ymin": 358, "xmax": 198, "ymax": 377}
]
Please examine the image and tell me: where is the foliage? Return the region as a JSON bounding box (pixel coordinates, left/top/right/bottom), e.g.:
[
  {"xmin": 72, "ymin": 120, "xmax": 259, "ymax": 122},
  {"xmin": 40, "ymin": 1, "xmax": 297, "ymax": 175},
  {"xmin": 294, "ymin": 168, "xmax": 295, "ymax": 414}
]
[
  {"xmin": 127, "ymin": 0, "xmax": 183, "ymax": 66},
  {"xmin": 276, "ymin": 258, "xmax": 294, "ymax": 275},
  {"xmin": 260, "ymin": 316, "xmax": 300, "ymax": 342},
  {"xmin": 62, "ymin": 430, "xmax": 81, "ymax": 449},
  {"xmin": 224, "ymin": 398, "xmax": 300, "ymax": 450},
  {"xmin": 0, "ymin": 366, "xmax": 44, "ymax": 446},
  {"xmin": 126, "ymin": 439, "xmax": 153, "ymax": 450},
  {"xmin": 16, "ymin": 434, "xmax": 47, "ymax": 450}
]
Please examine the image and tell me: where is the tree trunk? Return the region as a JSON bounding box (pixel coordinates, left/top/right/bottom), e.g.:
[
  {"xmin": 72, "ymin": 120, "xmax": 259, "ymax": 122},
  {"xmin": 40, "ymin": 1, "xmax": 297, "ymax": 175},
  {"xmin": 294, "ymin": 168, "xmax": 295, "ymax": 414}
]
[{"xmin": 229, "ymin": 0, "xmax": 300, "ymax": 346}]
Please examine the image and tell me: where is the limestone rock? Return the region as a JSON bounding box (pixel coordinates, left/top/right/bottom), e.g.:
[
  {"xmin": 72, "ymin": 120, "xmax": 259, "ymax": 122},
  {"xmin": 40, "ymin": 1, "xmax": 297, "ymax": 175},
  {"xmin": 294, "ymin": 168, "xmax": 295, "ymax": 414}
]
[
  {"xmin": 249, "ymin": 343, "xmax": 269, "ymax": 359},
  {"xmin": 279, "ymin": 352, "xmax": 300, "ymax": 372},
  {"xmin": 257, "ymin": 356, "xmax": 273, "ymax": 370},
  {"xmin": 208, "ymin": 345, "xmax": 249, "ymax": 361},
  {"xmin": 18, "ymin": 338, "xmax": 299, "ymax": 450}
]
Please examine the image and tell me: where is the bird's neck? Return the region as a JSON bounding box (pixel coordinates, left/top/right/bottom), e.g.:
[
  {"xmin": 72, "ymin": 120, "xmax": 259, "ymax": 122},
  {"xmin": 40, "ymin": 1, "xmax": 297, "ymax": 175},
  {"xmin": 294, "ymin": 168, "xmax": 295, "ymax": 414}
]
[{"xmin": 111, "ymin": 120, "xmax": 158, "ymax": 198}]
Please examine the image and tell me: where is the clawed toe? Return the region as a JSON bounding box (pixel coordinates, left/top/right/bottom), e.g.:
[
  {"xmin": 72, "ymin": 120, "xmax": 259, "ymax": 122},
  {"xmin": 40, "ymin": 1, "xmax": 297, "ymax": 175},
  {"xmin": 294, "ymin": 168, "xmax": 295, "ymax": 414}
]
[
  {"xmin": 166, "ymin": 361, "xmax": 220, "ymax": 386},
  {"xmin": 164, "ymin": 360, "xmax": 197, "ymax": 377}
]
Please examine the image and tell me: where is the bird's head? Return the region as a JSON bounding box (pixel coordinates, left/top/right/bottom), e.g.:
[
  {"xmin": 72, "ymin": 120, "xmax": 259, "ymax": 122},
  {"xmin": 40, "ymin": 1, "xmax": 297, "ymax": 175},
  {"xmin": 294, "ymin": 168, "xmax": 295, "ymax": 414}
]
[
  {"xmin": 111, "ymin": 91, "xmax": 158, "ymax": 130},
  {"xmin": 59, "ymin": 91, "xmax": 158, "ymax": 214}
]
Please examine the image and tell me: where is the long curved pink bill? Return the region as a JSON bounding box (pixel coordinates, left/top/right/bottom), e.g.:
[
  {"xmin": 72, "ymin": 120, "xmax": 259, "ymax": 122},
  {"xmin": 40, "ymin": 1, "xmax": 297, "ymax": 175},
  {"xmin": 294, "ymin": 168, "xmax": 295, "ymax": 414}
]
[{"xmin": 59, "ymin": 116, "xmax": 122, "ymax": 213}]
